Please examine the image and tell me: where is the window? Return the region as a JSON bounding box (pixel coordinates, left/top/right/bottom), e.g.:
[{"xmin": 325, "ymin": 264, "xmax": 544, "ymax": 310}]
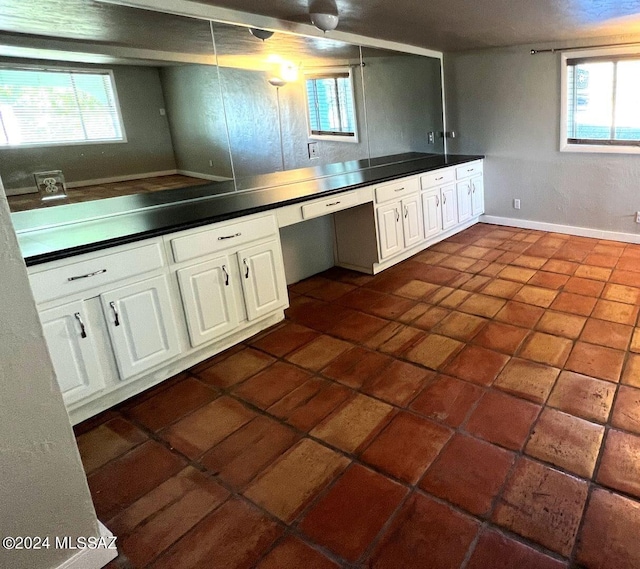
[
  {"xmin": 561, "ymin": 48, "xmax": 640, "ymax": 153},
  {"xmin": 0, "ymin": 66, "xmax": 125, "ymax": 147},
  {"xmin": 304, "ymin": 68, "xmax": 358, "ymax": 142}
]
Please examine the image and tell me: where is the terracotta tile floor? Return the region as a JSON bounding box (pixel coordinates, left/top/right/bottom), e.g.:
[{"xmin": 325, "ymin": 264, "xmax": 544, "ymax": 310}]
[{"xmin": 75, "ymin": 223, "xmax": 640, "ymax": 569}]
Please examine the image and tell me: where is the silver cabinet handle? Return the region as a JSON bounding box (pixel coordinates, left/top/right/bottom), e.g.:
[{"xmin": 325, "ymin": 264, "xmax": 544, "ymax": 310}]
[
  {"xmin": 217, "ymin": 232, "xmax": 241, "ymax": 241},
  {"xmin": 443, "ymin": 195, "xmax": 447, "ymax": 204},
  {"xmin": 74, "ymin": 312, "xmax": 87, "ymax": 339},
  {"xmin": 243, "ymin": 259, "xmax": 250, "ymax": 279},
  {"xmin": 435, "ymin": 196, "xmax": 440, "ymax": 206},
  {"xmin": 471, "ymin": 181, "xmax": 475, "ymax": 193},
  {"xmin": 394, "ymin": 187, "xmax": 405, "ymax": 192},
  {"xmin": 222, "ymin": 264, "xmax": 229, "ymax": 286},
  {"xmin": 468, "ymin": 185, "xmax": 472, "ymax": 195},
  {"xmin": 395, "ymin": 209, "xmax": 400, "ymax": 222},
  {"xmin": 326, "ymin": 201, "xmax": 341, "ymax": 207},
  {"xmin": 404, "ymin": 205, "xmax": 409, "ymax": 218},
  {"xmin": 67, "ymin": 269, "xmax": 106, "ymax": 282},
  {"xmin": 109, "ymin": 301, "xmax": 120, "ymax": 327}
]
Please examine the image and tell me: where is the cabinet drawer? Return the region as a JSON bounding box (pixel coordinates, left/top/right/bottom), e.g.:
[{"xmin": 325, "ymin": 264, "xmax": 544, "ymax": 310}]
[
  {"xmin": 29, "ymin": 241, "xmax": 165, "ymax": 305},
  {"xmin": 455, "ymin": 161, "xmax": 483, "ymax": 180},
  {"xmin": 171, "ymin": 215, "xmax": 277, "ymax": 263},
  {"xmin": 420, "ymin": 168, "xmax": 455, "ymax": 190},
  {"xmin": 301, "ymin": 191, "xmax": 359, "ymax": 220},
  {"xmin": 375, "ymin": 177, "xmax": 420, "ymax": 204}
]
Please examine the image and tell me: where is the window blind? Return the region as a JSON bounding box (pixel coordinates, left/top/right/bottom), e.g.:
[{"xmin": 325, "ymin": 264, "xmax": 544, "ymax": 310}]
[
  {"xmin": 305, "ymin": 72, "xmax": 356, "ymax": 138},
  {"xmin": 0, "ymin": 67, "xmax": 124, "ymax": 147}
]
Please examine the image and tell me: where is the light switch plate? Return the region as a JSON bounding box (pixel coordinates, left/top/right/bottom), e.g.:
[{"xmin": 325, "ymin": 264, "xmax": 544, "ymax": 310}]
[{"xmin": 308, "ymin": 142, "xmax": 319, "ymax": 159}]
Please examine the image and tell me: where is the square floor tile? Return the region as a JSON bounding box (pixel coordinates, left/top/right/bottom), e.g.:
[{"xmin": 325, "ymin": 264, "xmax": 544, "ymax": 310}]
[
  {"xmin": 433, "ymin": 311, "xmax": 486, "ymax": 340},
  {"xmin": 563, "ymin": 276, "xmax": 605, "ymax": 297},
  {"xmin": 306, "ymin": 280, "xmax": 357, "ymax": 301},
  {"xmin": 465, "ymin": 390, "xmax": 540, "ymax": 450},
  {"xmin": 565, "ymin": 342, "xmax": 625, "ymax": 382},
  {"xmin": 148, "ymin": 498, "xmax": 282, "ymax": 569},
  {"xmin": 574, "ymin": 264, "xmax": 612, "ymax": 281},
  {"xmin": 443, "ymin": 344, "xmax": 510, "ymax": 386},
  {"xmin": 410, "ymin": 374, "xmax": 483, "ymax": 427},
  {"xmin": 88, "ymin": 440, "xmax": 186, "ymax": 521},
  {"xmin": 244, "ymin": 439, "xmax": 349, "ymax": 522},
  {"xmin": 162, "ymin": 397, "xmax": 256, "ymax": 459},
  {"xmin": 535, "ymin": 311, "xmax": 586, "ymax": 339},
  {"xmin": 611, "ymin": 385, "xmax": 640, "ymax": 434},
  {"xmin": 467, "ymin": 528, "xmax": 567, "ymax": 569},
  {"xmin": 498, "ymin": 266, "xmax": 536, "ymax": 283},
  {"xmin": 547, "ymin": 371, "xmax": 615, "ymax": 423},
  {"xmin": 420, "ymin": 434, "xmax": 514, "ymax": 516},
  {"xmin": 77, "ymin": 417, "xmax": 147, "ymax": 474},
  {"xmin": 322, "ymin": 347, "xmax": 393, "ymax": 389},
  {"xmin": 623, "ymin": 353, "xmax": 640, "ymax": 387},
  {"xmin": 513, "ymin": 285, "xmax": 558, "ymax": 308},
  {"xmin": 404, "ymin": 333, "xmax": 463, "ymax": 370},
  {"xmin": 542, "ymin": 259, "xmax": 579, "ymax": 275},
  {"xmin": 326, "ymin": 311, "xmax": 388, "ymax": 343},
  {"xmin": 310, "ymin": 394, "xmax": 394, "ymax": 454},
  {"xmin": 249, "ymin": 323, "xmax": 320, "ymax": 357},
  {"xmin": 393, "ymin": 279, "xmax": 440, "ymax": 299},
  {"xmin": 597, "ymin": 429, "xmax": 640, "ymax": 499},
  {"xmin": 196, "ymin": 348, "xmax": 276, "ymax": 388},
  {"xmin": 492, "ymin": 457, "xmax": 589, "ymax": 556},
  {"xmin": 525, "ymin": 408, "xmax": 604, "ymax": 478},
  {"xmin": 631, "ymin": 328, "xmax": 640, "ymax": 352},
  {"xmin": 592, "ymin": 299, "xmax": 639, "ymax": 325},
  {"xmin": 513, "ymin": 255, "xmax": 547, "ymax": 269},
  {"xmin": 368, "ymin": 294, "xmax": 418, "ymax": 320},
  {"xmin": 602, "ymin": 283, "xmax": 640, "ymax": 305},
  {"xmin": 365, "ymin": 323, "xmax": 426, "ymax": 355},
  {"xmin": 528, "ymin": 271, "xmax": 570, "ymax": 290},
  {"xmin": 458, "ymin": 293, "xmax": 506, "ymax": 317},
  {"xmin": 550, "ymin": 292, "xmax": 597, "ymax": 316},
  {"xmin": 362, "ymin": 360, "xmax": 433, "ymax": 406},
  {"xmin": 480, "ymin": 278, "xmax": 523, "ymax": 299},
  {"xmin": 200, "ymin": 416, "xmax": 299, "ymax": 490},
  {"xmin": 367, "ymin": 493, "xmax": 479, "ymax": 569},
  {"xmin": 256, "ymin": 535, "xmax": 339, "ymax": 569},
  {"xmin": 412, "ymin": 306, "xmax": 451, "ymax": 330},
  {"xmin": 361, "ymin": 412, "xmax": 452, "ymax": 483},
  {"xmin": 267, "ymin": 379, "xmax": 351, "ymax": 432},
  {"xmin": 495, "ymin": 301, "xmax": 545, "ymax": 328},
  {"xmin": 233, "ymin": 362, "xmax": 311, "ymax": 410},
  {"xmin": 494, "ymin": 358, "xmax": 560, "ymax": 404},
  {"xmin": 575, "ymin": 488, "xmax": 640, "ymax": 569},
  {"xmin": 299, "ymin": 464, "xmax": 407, "ymax": 562},
  {"xmin": 580, "ymin": 318, "xmax": 633, "ymax": 350},
  {"xmin": 472, "ymin": 321, "xmax": 529, "ymax": 354},
  {"xmin": 438, "ymin": 289, "xmax": 472, "ymax": 308},
  {"xmin": 518, "ymin": 332, "xmax": 572, "ymax": 368},
  {"xmin": 286, "ymin": 335, "xmax": 353, "ymax": 372}
]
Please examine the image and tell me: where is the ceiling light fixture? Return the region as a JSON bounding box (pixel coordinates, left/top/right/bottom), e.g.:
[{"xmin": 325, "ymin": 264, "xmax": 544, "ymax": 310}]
[
  {"xmin": 310, "ymin": 12, "xmax": 339, "ymax": 32},
  {"xmin": 249, "ymin": 28, "xmax": 275, "ymax": 41}
]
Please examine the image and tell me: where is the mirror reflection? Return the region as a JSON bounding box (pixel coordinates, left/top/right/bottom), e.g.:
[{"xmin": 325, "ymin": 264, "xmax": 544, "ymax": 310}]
[{"xmin": 1, "ymin": 2, "xmax": 446, "ymax": 214}]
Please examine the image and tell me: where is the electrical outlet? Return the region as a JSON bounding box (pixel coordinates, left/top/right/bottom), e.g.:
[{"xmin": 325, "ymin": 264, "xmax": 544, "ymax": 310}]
[
  {"xmin": 159, "ymin": 108, "xmax": 166, "ymax": 116},
  {"xmin": 34, "ymin": 170, "xmax": 67, "ymax": 201},
  {"xmin": 209, "ymin": 160, "xmax": 214, "ymax": 167},
  {"xmin": 427, "ymin": 132, "xmax": 435, "ymax": 144},
  {"xmin": 514, "ymin": 199, "xmax": 521, "ymax": 210},
  {"xmin": 308, "ymin": 142, "xmax": 319, "ymax": 159},
  {"xmin": 636, "ymin": 211, "xmax": 640, "ymax": 223}
]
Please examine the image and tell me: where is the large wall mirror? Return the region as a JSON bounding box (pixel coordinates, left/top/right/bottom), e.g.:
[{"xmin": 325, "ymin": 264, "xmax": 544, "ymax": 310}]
[{"xmin": 0, "ymin": 0, "xmax": 445, "ymax": 215}]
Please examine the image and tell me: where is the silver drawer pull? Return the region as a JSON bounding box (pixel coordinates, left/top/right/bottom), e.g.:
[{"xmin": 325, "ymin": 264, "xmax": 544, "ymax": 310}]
[
  {"xmin": 217, "ymin": 232, "xmax": 241, "ymax": 241},
  {"xmin": 394, "ymin": 187, "xmax": 405, "ymax": 192},
  {"xmin": 74, "ymin": 312, "xmax": 87, "ymax": 339},
  {"xmin": 109, "ymin": 301, "xmax": 120, "ymax": 327},
  {"xmin": 222, "ymin": 264, "xmax": 229, "ymax": 286},
  {"xmin": 67, "ymin": 269, "xmax": 106, "ymax": 281},
  {"xmin": 467, "ymin": 168, "xmax": 475, "ymax": 172},
  {"xmin": 435, "ymin": 176, "xmax": 444, "ymax": 181},
  {"xmin": 326, "ymin": 201, "xmax": 341, "ymax": 207}
]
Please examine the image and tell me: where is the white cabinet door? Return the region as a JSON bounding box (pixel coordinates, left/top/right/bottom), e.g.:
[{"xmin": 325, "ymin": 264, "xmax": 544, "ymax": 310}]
[
  {"xmin": 377, "ymin": 202, "xmax": 403, "ymax": 260},
  {"xmin": 402, "ymin": 194, "xmax": 424, "ymax": 248},
  {"xmin": 40, "ymin": 300, "xmax": 104, "ymax": 405},
  {"xmin": 238, "ymin": 240, "xmax": 288, "ymax": 321},
  {"xmin": 177, "ymin": 255, "xmax": 239, "ymax": 348},
  {"xmin": 471, "ymin": 174, "xmax": 485, "ymax": 217},
  {"xmin": 441, "ymin": 185, "xmax": 458, "ymax": 230},
  {"xmin": 456, "ymin": 181, "xmax": 472, "ymax": 223},
  {"xmin": 101, "ymin": 275, "xmax": 181, "ymax": 380},
  {"xmin": 422, "ymin": 189, "xmax": 443, "ymax": 239}
]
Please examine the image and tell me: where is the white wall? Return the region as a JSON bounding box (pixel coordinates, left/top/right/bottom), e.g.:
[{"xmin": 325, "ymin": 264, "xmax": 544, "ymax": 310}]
[
  {"xmin": 0, "ymin": 178, "xmax": 102, "ymax": 569},
  {"xmin": 445, "ymin": 42, "xmax": 640, "ymax": 236}
]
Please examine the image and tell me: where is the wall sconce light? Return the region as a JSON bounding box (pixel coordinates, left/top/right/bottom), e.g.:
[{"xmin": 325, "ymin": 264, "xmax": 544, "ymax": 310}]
[
  {"xmin": 268, "ymin": 76, "xmax": 287, "ymax": 87},
  {"xmin": 249, "ymin": 28, "xmax": 275, "ymax": 40},
  {"xmin": 310, "ymin": 12, "xmax": 339, "ymax": 32}
]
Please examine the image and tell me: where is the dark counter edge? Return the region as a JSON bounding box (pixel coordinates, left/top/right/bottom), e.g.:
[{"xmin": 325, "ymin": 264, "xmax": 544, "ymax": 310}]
[{"xmin": 18, "ymin": 154, "xmax": 484, "ymax": 266}]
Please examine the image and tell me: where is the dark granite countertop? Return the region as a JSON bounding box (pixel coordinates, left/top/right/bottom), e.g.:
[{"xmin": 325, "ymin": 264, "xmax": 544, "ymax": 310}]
[{"xmin": 13, "ymin": 153, "xmax": 483, "ymax": 266}]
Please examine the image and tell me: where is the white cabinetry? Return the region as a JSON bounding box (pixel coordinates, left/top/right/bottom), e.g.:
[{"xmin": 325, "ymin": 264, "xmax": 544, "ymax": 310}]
[
  {"xmin": 471, "ymin": 174, "xmax": 485, "ymax": 217},
  {"xmin": 441, "ymin": 185, "xmax": 458, "ymax": 230},
  {"xmin": 40, "ymin": 300, "xmax": 104, "ymax": 405},
  {"xmin": 377, "ymin": 203, "xmax": 404, "ymax": 260}
]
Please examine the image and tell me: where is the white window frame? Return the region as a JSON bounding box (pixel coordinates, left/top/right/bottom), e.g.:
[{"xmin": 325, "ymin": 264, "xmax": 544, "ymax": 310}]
[
  {"xmin": 0, "ymin": 63, "xmax": 127, "ymax": 148},
  {"xmin": 303, "ymin": 66, "xmax": 359, "ymax": 143},
  {"xmin": 560, "ymin": 46, "xmax": 640, "ymax": 155}
]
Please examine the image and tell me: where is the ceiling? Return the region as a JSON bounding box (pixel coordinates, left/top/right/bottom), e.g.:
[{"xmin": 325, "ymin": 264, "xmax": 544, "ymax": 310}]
[{"xmin": 0, "ymin": 0, "xmax": 639, "ymax": 55}]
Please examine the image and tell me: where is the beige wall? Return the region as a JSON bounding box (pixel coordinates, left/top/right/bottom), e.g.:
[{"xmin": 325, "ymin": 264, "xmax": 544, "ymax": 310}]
[
  {"xmin": 0, "ymin": 178, "xmax": 101, "ymax": 568},
  {"xmin": 445, "ymin": 42, "xmax": 640, "ymax": 236}
]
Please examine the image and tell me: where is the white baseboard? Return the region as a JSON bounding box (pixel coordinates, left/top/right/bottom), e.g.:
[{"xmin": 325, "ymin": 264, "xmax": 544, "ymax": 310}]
[
  {"xmin": 55, "ymin": 522, "xmax": 117, "ymax": 569},
  {"xmin": 481, "ymin": 215, "xmax": 640, "ymax": 245},
  {"xmin": 176, "ymin": 169, "xmax": 233, "ymax": 182},
  {"xmin": 5, "ymin": 170, "xmax": 180, "ymax": 196}
]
